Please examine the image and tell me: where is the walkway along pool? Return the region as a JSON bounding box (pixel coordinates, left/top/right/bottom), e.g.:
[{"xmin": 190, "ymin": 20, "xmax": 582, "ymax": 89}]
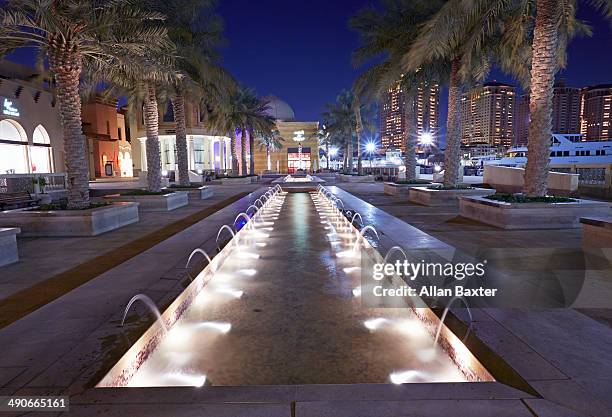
[{"xmin": 98, "ymin": 186, "xmax": 493, "ymax": 387}]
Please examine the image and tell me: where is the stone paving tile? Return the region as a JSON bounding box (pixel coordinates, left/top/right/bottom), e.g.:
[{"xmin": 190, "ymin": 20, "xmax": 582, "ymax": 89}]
[
  {"xmin": 294, "ymin": 382, "xmax": 532, "ymax": 402},
  {"xmin": 469, "ymin": 321, "xmax": 568, "ymax": 381},
  {"xmin": 529, "ymin": 379, "xmax": 612, "ymax": 417},
  {"xmin": 296, "ymin": 399, "xmax": 533, "ymax": 417},
  {"xmin": 70, "ymin": 385, "xmax": 297, "ymax": 404},
  {"xmin": 523, "ymin": 399, "xmax": 588, "ymax": 417},
  {"xmin": 0, "ymin": 367, "xmax": 26, "ymax": 387},
  {"xmin": 67, "ymin": 403, "xmax": 291, "ymax": 417}
]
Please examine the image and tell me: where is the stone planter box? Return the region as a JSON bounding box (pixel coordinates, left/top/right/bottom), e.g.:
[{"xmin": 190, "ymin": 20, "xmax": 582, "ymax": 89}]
[
  {"xmin": 338, "ymin": 174, "xmax": 375, "ymax": 183},
  {"xmin": 384, "ymin": 182, "xmax": 433, "ymax": 197},
  {"xmin": 220, "ymin": 177, "xmax": 252, "ymax": 185},
  {"xmin": 409, "ymin": 186, "xmax": 493, "ymax": 207},
  {"xmin": 107, "ymin": 192, "xmax": 188, "ymax": 212},
  {"xmin": 0, "ymin": 203, "xmax": 139, "ymax": 237},
  {"xmin": 581, "ymin": 217, "xmax": 612, "ymax": 247},
  {"xmin": 0, "ymin": 227, "xmax": 20, "ymax": 266},
  {"xmin": 484, "ymin": 165, "xmax": 579, "ymax": 196},
  {"xmin": 459, "ymin": 196, "xmax": 611, "ymax": 229},
  {"xmin": 169, "ymin": 186, "xmax": 214, "ymax": 201}
]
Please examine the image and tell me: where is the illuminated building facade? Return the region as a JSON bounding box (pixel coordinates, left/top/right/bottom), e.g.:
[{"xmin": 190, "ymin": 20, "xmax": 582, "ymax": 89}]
[
  {"xmin": 380, "ymin": 81, "xmax": 439, "ymax": 151},
  {"xmin": 580, "ymin": 84, "xmax": 612, "ymax": 141},
  {"xmin": 460, "ymin": 82, "xmax": 515, "ymax": 147}
]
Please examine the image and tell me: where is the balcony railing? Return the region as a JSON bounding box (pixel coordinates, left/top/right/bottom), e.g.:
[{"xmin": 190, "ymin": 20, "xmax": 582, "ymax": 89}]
[{"xmin": 0, "ymin": 173, "xmax": 67, "ymax": 194}]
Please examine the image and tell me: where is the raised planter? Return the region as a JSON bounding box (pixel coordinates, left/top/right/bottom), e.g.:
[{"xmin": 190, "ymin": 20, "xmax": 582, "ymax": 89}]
[
  {"xmin": 384, "ymin": 182, "xmax": 433, "ymax": 197},
  {"xmin": 170, "ymin": 186, "xmax": 214, "ymax": 201},
  {"xmin": 409, "ymin": 186, "xmax": 493, "ymax": 207},
  {"xmin": 338, "ymin": 174, "xmax": 375, "ymax": 183},
  {"xmin": 580, "ymin": 216, "xmax": 612, "ymax": 247},
  {"xmin": 0, "ymin": 228, "xmax": 20, "ymax": 266},
  {"xmin": 484, "ymin": 165, "xmax": 579, "ymax": 196},
  {"xmin": 220, "ymin": 177, "xmax": 252, "ymax": 185},
  {"xmin": 460, "ymin": 196, "xmax": 611, "ymax": 229},
  {"xmin": 0, "ymin": 203, "xmax": 139, "ymax": 237},
  {"xmin": 107, "ymin": 192, "xmax": 188, "ymax": 212}
]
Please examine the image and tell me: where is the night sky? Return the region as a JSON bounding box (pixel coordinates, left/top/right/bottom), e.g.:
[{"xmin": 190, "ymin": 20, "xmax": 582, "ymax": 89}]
[{"xmin": 5, "ymin": 0, "xmax": 612, "ymax": 133}]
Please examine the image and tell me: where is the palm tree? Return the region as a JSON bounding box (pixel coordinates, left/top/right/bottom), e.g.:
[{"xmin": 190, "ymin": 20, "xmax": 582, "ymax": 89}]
[
  {"xmin": 207, "ymin": 87, "xmax": 274, "ymax": 176},
  {"xmin": 314, "ymin": 125, "xmax": 333, "ymax": 170},
  {"xmin": 323, "ymin": 91, "xmax": 358, "ymax": 174},
  {"xmin": 351, "ymin": 0, "xmax": 447, "ymax": 180},
  {"xmin": 404, "ymin": 0, "xmax": 531, "ymax": 187},
  {"xmin": 523, "ymin": 0, "xmax": 610, "ymax": 196},
  {"xmin": 257, "ymin": 128, "xmax": 285, "ymax": 171},
  {"xmin": 145, "ymin": 0, "xmax": 224, "ymax": 185},
  {"xmin": 0, "ymin": 0, "xmax": 172, "ymax": 208}
]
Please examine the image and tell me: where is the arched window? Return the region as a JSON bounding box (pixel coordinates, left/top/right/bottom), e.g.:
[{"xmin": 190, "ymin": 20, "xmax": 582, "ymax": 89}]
[
  {"xmin": 30, "ymin": 125, "xmax": 53, "ymax": 173},
  {"xmin": 0, "ymin": 119, "xmax": 29, "ymax": 174}
]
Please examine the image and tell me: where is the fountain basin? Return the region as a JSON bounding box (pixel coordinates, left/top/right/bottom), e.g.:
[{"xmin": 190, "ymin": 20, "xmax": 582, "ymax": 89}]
[
  {"xmin": 98, "ymin": 190, "xmax": 499, "ymax": 389},
  {"xmin": 271, "ymin": 175, "xmax": 326, "ymax": 192}
]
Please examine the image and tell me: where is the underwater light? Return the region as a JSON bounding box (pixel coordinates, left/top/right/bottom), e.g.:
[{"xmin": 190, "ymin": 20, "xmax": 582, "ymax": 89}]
[
  {"xmin": 198, "ymin": 321, "xmax": 232, "ymax": 333},
  {"xmin": 364, "ymin": 318, "xmax": 389, "ymax": 331}
]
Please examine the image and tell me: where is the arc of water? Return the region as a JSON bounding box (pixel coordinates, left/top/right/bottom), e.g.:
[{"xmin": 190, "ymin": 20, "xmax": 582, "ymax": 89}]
[
  {"xmin": 350, "ymin": 212, "xmax": 363, "ymax": 227},
  {"xmin": 121, "ymin": 294, "xmax": 168, "ymax": 333},
  {"xmin": 234, "ymin": 213, "xmax": 252, "ymax": 232},
  {"xmin": 246, "ymin": 205, "xmax": 258, "ymax": 217},
  {"xmin": 254, "ymin": 198, "xmax": 264, "ymax": 208},
  {"xmin": 352, "ymin": 225, "xmax": 380, "ymax": 252},
  {"xmin": 335, "ymin": 198, "xmax": 345, "ymax": 211},
  {"xmin": 216, "ymin": 224, "xmax": 237, "ymax": 251},
  {"xmin": 186, "ymin": 248, "xmax": 213, "ymax": 277},
  {"xmin": 433, "ymin": 296, "xmax": 473, "ymax": 347}
]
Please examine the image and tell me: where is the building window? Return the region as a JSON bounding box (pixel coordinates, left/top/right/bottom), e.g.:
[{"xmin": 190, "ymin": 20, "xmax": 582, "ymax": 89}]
[
  {"xmin": 163, "ymin": 102, "xmax": 174, "ymax": 123},
  {"xmin": 30, "ymin": 125, "xmax": 53, "ymax": 173},
  {"xmin": 0, "ymin": 119, "xmax": 29, "ymax": 174}
]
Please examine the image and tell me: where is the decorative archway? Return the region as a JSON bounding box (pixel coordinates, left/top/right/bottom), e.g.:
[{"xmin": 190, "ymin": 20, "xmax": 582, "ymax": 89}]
[
  {"xmin": 30, "ymin": 125, "xmax": 53, "ymax": 173},
  {"xmin": 0, "ymin": 119, "xmax": 29, "ymax": 174}
]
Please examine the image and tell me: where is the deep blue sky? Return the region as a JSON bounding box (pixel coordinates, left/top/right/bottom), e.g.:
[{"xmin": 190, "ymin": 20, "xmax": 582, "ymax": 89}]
[
  {"xmin": 217, "ymin": 0, "xmax": 612, "ymax": 127},
  {"xmin": 5, "ymin": 0, "xmax": 612, "ymax": 130}
]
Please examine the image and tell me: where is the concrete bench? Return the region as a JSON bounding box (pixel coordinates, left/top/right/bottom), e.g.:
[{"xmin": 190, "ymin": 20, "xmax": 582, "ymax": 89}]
[
  {"xmin": 484, "ymin": 165, "xmax": 578, "ymax": 196},
  {"xmin": 580, "ymin": 216, "xmax": 612, "ymax": 247},
  {"xmin": 0, "ymin": 227, "xmax": 20, "ymax": 267}
]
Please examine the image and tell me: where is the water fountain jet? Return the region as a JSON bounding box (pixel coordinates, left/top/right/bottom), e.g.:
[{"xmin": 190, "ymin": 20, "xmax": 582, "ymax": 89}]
[{"xmin": 121, "ymin": 294, "xmax": 168, "ymax": 333}]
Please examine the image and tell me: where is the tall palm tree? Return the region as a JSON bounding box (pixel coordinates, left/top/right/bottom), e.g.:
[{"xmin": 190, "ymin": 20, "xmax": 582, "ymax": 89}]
[
  {"xmin": 404, "ymin": 0, "xmax": 531, "ymax": 187},
  {"xmin": 207, "ymin": 87, "xmax": 274, "ymax": 176},
  {"xmin": 145, "ymin": 0, "xmax": 225, "ymax": 185},
  {"xmin": 314, "ymin": 125, "xmax": 333, "ymax": 170},
  {"xmin": 0, "ymin": 0, "xmax": 172, "ymax": 208},
  {"xmin": 351, "ymin": 0, "xmax": 447, "ymax": 180},
  {"xmin": 523, "ymin": 0, "xmax": 610, "ymax": 196},
  {"xmin": 324, "ymin": 91, "xmax": 358, "ymax": 174},
  {"xmin": 257, "ymin": 128, "xmax": 285, "ymax": 171}
]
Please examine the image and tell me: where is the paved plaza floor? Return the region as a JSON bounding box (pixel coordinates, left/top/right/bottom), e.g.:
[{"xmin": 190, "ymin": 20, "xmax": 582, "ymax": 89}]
[{"xmin": 0, "ymin": 181, "xmax": 610, "ymax": 416}]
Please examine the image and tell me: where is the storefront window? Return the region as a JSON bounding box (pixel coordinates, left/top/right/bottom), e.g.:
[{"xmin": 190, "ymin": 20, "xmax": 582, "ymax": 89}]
[
  {"xmin": 30, "ymin": 125, "xmax": 53, "ymax": 173},
  {"xmin": 0, "ymin": 119, "xmax": 29, "ymax": 174}
]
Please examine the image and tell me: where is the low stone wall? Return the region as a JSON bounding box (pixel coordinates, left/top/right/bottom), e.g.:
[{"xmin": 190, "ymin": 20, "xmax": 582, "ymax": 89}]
[
  {"xmin": 384, "ymin": 182, "xmax": 432, "ymax": 197},
  {"xmin": 108, "ymin": 192, "xmax": 188, "ymax": 211},
  {"xmin": 483, "ymin": 165, "xmax": 579, "ymax": 196},
  {"xmin": 338, "ymin": 174, "xmax": 375, "ymax": 183},
  {"xmin": 220, "ymin": 177, "xmax": 252, "ymax": 185},
  {"xmin": 581, "ymin": 217, "xmax": 612, "ymax": 247},
  {"xmin": 0, "ymin": 227, "xmax": 20, "ymax": 266},
  {"xmin": 170, "ymin": 186, "xmax": 214, "ymax": 201},
  {"xmin": 409, "ymin": 187, "xmax": 493, "ymax": 207},
  {"xmin": 460, "ymin": 196, "xmax": 611, "ymax": 229},
  {"xmin": 0, "ymin": 203, "xmax": 139, "ymax": 237}
]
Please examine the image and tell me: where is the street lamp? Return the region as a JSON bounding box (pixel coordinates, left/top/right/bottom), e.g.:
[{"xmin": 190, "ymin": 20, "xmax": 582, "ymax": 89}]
[
  {"xmin": 365, "ymin": 141, "xmax": 377, "ymax": 168},
  {"xmin": 419, "ymin": 132, "xmax": 434, "ymax": 146}
]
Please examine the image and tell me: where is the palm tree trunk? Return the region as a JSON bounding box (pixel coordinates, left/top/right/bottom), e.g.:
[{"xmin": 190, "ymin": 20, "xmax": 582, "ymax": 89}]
[
  {"xmin": 443, "ymin": 56, "xmax": 463, "ymax": 187},
  {"xmin": 354, "ymin": 103, "xmax": 363, "ymax": 176},
  {"xmin": 267, "ymin": 145, "xmax": 271, "ymax": 171},
  {"xmin": 326, "ymin": 142, "xmax": 330, "ymax": 169},
  {"xmin": 230, "ymin": 132, "xmax": 239, "ymax": 175},
  {"xmin": 171, "ymin": 87, "xmax": 189, "ymax": 186},
  {"xmin": 524, "ymin": 0, "xmax": 561, "ymax": 197},
  {"xmin": 144, "ymin": 83, "xmax": 162, "ymax": 192},
  {"xmin": 48, "ymin": 51, "xmax": 89, "ymax": 209},
  {"xmin": 346, "ymin": 139, "xmax": 353, "ymax": 174},
  {"xmin": 240, "ymin": 127, "xmax": 248, "ymax": 176},
  {"xmin": 249, "ymin": 128, "xmax": 255, "ymax": 175},
  {"xmin": 404, "ymin": 92, "xmax": 417, "ymax": 181}
]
